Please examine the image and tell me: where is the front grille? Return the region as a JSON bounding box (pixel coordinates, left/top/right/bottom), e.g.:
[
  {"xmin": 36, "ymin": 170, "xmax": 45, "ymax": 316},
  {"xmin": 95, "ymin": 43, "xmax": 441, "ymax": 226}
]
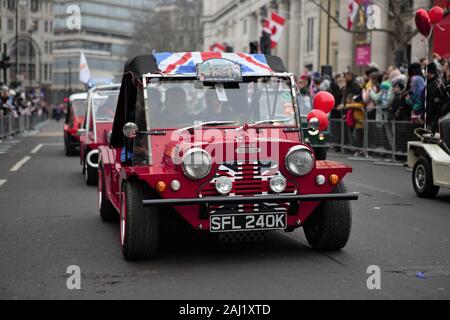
[{"xmin": 200, "ymin": 161, "xmax": 297, "ymax": 216}]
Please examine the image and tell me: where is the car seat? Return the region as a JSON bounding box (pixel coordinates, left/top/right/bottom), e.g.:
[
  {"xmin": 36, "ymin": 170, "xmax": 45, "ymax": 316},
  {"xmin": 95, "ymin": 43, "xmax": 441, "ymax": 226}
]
[{"xmin": 440, "ymin": 117, "xmax": 450, "ymax": 154}]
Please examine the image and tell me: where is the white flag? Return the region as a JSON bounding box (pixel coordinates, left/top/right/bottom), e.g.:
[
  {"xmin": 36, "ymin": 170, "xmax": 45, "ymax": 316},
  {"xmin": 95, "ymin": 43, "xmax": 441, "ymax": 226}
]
[{"xmin": 79, "ymin": 51, "xmax": 91, "ymax": 84}]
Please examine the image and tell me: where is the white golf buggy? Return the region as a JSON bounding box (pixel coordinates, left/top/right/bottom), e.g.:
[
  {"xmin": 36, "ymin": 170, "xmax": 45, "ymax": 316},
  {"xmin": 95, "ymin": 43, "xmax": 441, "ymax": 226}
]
[{"xmin": 408, "ymin": 118, "xmax": 450, "ymax": 198}]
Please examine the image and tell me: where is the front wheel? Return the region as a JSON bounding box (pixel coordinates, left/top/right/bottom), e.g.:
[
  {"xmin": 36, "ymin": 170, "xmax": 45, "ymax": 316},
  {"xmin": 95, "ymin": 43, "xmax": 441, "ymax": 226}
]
[
  {"xmin": 120, "ymin": 180, "xmax": 160, "ymax": 261},
  {"xmin": 85, "ymin": 158, "xmax": 98, "ymax": 186},
  {"xmin": 413, "ymin": 157, "xmax": 440, "ymax": 198},
  {"xmin": 98, "ymin": 164, "xmax": 118, "ymax": 222},
  {"xmin": 304, "ymin": 182, "xmax": 352, "ymax": 251},
  {"xmin": 64, "ymin": 134, "xmax": 77, "ymax": 156},
  {"xmin": 314, "ymin": 148, "xmax": 328, "ymax": 161}
]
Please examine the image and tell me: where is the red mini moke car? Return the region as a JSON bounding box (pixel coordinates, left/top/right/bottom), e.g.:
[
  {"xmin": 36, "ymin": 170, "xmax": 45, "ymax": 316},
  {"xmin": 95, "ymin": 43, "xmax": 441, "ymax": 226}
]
[
  {"xmin": 64, "ymin": 93, "xmax": 87, "ymax": 156},
  {"xmin": 78, "ymin": 84, "xmax": 120, "ymax": 186},
  {"xmin": 99, "ymin": 53, "xmax": 358, "ymax": 261}
]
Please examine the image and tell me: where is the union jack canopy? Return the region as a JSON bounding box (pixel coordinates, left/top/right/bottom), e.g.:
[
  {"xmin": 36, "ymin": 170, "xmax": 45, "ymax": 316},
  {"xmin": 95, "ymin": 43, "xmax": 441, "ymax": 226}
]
[{"xmin": 153, "ymin": 52, "xmax": 274, "ymax": 77}]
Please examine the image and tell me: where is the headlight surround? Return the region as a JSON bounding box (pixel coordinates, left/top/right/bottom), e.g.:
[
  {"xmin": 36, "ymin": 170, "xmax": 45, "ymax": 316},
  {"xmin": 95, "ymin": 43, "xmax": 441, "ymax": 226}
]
[
  {"xmin": 285, "ymin": 146, "xmax": 315, "ymax": 176},
  {"xmin": 181, "ymin": 148, "xmax": 212, "ymax": 180}
]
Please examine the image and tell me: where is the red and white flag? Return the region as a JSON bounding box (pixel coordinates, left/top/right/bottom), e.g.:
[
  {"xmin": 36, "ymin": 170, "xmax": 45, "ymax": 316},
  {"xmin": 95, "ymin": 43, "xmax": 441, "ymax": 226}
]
[
  {"xmin": 264, "ymin": 12, "xmax": 286, "ymax": 49},
  {"xmin": 348, "ymin": 0, "xmax": 360, "ymax": 30}
]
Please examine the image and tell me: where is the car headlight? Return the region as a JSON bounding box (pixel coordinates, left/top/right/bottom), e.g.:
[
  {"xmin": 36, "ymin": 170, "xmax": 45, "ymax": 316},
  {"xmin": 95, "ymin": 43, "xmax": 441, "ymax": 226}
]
[
  {"xmin": 181, "ymin": 148, "xmax": 212, "ymax": 180},
  {"xmin": 270, "ymin": 176, "xmax": 287, "ymax": 193},
  {"xmin": 215, "ymin": 176, "xmax": 233, "ymax": 195},
  {"xmin": 285, "ymin": 146, "xmax": 315, "ymax": 176}
]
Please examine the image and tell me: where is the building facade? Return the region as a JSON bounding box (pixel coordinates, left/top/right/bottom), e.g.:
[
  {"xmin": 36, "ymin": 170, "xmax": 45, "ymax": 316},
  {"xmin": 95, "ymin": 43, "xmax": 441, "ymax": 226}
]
[
  {"xmin": 52, "ymin": 0, "xmax": 155, "ymax": 102},
  {"xmin": 0, "ymin": 0, "xmax": 54, "ymax": 98},
  {"xmin": 203, "ymin": 0, "xmax": 432, "ymax": 76},
  {"xmin": 203, "ymin": 0, "xmax": 322, "ymax": 75}
]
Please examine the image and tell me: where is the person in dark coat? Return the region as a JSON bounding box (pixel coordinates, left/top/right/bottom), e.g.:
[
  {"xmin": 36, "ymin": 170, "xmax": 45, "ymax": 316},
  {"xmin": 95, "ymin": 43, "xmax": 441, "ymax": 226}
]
[{"xmin": 426, "ymin": 62, "xmax": 446, "ymax": 133}]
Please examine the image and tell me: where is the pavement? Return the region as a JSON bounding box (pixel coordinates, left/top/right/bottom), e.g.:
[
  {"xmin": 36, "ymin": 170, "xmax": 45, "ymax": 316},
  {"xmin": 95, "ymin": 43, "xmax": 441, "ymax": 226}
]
[{"xmin": 0, "ymin": 120, "xmax": 449, "ymax": 300}]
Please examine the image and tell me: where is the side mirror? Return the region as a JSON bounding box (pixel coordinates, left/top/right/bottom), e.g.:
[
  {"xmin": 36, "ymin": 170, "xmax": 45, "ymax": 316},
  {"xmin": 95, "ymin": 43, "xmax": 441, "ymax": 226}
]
[
  {"xmin": 123, "ymin": 122, "xmax": 139, "ymax": 139},
  {"xmin": 308, "ymin": 117, "xmax": 320, "ymax": 131},
  {"xmin": 76, "ymin": 128, "xmax": 86, "ymax": 136}
]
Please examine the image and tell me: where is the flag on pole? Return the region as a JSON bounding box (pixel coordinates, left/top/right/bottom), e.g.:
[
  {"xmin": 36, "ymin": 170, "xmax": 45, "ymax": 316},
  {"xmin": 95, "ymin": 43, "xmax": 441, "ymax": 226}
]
[
  {"xmin": 79, "ymin": 51, "xmax": 91, "ymax": 84},
  {"xmin": 209, "ymin": 42, "xmax": 226, "ymax": 52},
  {"xmin": 264, "ymin": 12, "xmax": 286, "ymax": 49},
  {"xmin": 348, "ymin": 0, "xmax": 360, "ymax": 30}
]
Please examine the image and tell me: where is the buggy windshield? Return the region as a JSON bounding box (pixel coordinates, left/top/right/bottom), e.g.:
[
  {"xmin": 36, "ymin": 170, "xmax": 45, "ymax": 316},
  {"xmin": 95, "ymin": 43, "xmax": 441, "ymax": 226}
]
[
  {"xmin": 145, "ymin": 76, "xmax": 297, "ymax": 129},
  {"xmin": 72, "ymin": 99, "xmax": 87, "ymax": 118},
  {"xmin": 92, "ymin": 91, "xmax": 119, "ymax": 121}
]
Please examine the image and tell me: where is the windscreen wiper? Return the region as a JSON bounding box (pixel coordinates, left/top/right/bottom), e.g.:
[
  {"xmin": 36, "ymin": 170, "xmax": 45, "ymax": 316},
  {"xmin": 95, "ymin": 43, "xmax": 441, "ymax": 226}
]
[
  {"xmin": 236, "ymin": 118, "xmax": 291, "ymax": 132},
  {"xmin": 179, "ymin": 121, "xmax": 237, "ymax": 134}
]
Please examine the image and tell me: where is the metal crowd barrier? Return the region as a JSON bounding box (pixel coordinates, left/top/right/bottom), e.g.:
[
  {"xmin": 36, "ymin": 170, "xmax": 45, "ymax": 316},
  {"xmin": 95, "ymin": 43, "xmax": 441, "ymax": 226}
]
[
  {"xmin": 0, "ymin": 113, "xmax": 48, "ymax": 140},
  {"xmin": 329, "ymin": 115, "xmax": 422, "ymax": 161}
]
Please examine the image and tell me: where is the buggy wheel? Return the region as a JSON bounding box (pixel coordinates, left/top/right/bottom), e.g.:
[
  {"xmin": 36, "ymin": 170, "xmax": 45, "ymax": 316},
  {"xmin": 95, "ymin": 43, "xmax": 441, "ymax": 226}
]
[
  {"xmin": 304, "ymin": 182, "xmax": 352, "ymax": 251},
  {"xmin": 85, "ymin": 157, "xmax": 98, "ymax": 186},
  {"xmin": 98, "ymin": 164, "xmax": 118, "ymax": 222},
  {"xmin": 314, "ymin": 148, "xmax": 328, "ymax": 161},
  {"xmin": 120, "ymin": 180, "xmax": 160, "ymax": 261},
  {"xmin": 413, "ymin": 157, "xmax": 440, "ymax": 198},
  {"xmin": 64, "ymin": 135, "xmax": 77, "ymax": 156}
]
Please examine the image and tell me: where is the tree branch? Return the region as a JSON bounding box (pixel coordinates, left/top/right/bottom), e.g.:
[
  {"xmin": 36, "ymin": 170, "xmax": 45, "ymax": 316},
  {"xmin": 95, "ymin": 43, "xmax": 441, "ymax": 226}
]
[{"xmin": 308, "ymin": 0, "xmax": 397, "ymax": 39}]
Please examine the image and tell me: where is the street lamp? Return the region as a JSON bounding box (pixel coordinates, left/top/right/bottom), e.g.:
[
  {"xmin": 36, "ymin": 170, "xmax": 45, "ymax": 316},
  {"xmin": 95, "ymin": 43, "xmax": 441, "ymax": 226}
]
[
  {"xmin": 28, "ymin": 20, "xmax": 37, "ymax": 93},
  {"xmin": 15, "ymin": 0, "xmax": 29, "ymax": 82}
]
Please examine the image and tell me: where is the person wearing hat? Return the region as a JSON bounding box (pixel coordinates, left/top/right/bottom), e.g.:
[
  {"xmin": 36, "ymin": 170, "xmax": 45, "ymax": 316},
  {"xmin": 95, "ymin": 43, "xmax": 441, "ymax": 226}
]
[{"xmin": 426, "ymin": 62, "xmax": 446, "ymax": 133}]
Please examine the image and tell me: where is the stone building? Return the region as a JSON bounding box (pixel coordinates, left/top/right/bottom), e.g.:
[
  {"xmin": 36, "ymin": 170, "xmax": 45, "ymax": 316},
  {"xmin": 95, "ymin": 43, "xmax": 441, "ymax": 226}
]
[
  {"xmin": 52, "ymin": 0, "xmax": 155, "ymax": 102},
  {"xmin": 0, "ymin": 0, "xmax": 54, "ymax": 98},
  {"xmin": 203, "ymin": 0, "xmax": 432, "ymax": 76}
]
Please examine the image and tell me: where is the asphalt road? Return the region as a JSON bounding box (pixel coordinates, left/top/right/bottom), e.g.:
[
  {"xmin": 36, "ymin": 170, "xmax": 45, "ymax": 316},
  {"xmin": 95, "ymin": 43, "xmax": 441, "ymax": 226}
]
[{"xmin": 1, "ymin": 120, "xmax": 449, "ymax": 300}]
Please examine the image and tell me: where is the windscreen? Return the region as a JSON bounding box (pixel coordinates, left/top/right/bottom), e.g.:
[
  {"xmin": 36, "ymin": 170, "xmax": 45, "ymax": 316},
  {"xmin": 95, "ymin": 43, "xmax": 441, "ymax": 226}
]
[
  {"xmin": 92, "ymin": 91, "xmax": 120, "ymax": 121},
  {"xmin": 72, "ymin": 99, "xmax": 87, "ymax": 118},
  {"xmin": 146, "ymin": 76, "xmax": 297, "ymax": 129}
]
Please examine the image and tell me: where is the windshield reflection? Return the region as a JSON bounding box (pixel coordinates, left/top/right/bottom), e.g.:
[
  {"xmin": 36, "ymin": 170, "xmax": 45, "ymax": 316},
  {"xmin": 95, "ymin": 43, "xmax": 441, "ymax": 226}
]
[{"xmin": 146, "ymin": 77, "xmax": 297, "ymax": 129}]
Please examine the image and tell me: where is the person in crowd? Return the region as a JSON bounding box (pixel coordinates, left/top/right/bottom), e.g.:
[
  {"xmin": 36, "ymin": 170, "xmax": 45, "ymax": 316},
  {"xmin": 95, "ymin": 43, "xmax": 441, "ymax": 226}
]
[
  {"xmin": 389, "ymin": 76, "xmax": 409, "ymax": 121},
  {"xmin": 298, "ymin": 75, "xmax": 310, "ymax": 96},
  {"xmin": 406, "ymin": 76, "xmax": 426, "ymax": 125},
  {"xmin": 426, "ymin": 62, "xmax": 447, "ymax": 133},
  {"xmin": 345, "ymin": 91, "xmax": 366, "ymax": 156}
]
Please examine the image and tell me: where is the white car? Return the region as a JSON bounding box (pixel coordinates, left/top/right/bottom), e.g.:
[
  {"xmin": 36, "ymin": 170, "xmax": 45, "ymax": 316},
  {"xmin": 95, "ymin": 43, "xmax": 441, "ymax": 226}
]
[{"xmin": 407, "ymin": 119, "xmax": 450, "ymax": 198}]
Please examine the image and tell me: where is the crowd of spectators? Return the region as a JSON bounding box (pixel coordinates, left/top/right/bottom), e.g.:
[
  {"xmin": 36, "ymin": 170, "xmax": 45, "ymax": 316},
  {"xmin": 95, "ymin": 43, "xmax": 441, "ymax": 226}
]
[
  {"xmin": 298, "ymin": 55, "xmax": 450, "ymax": 155},
  {"xmin": 0, "ymin": 85, "xmax": 51, "ymax": 120}
]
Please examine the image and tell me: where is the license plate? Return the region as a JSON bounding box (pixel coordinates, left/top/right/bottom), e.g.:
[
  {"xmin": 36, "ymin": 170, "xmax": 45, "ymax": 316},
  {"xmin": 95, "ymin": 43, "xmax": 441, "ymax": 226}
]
[{"xmin": 210, "ymin": 213, "xmax": 287, "ymax": 233}]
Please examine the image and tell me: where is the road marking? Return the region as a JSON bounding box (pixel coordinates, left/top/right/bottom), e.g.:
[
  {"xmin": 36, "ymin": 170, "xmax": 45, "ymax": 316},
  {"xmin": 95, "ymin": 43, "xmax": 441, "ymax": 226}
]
[
  {"xmin": 10, "ymin": 156, "xmax": 31, "ymax": 172},
  {"xmin": 31, "ymin": 144, "xmax": 44, "ymax": 154},
  {"xmin": 346, "ymin": 180, "xmax": 409, "ymax": 198},
  {"xmin": 0, "ymin": 179, "xmax": 6, "ymax": 187}
]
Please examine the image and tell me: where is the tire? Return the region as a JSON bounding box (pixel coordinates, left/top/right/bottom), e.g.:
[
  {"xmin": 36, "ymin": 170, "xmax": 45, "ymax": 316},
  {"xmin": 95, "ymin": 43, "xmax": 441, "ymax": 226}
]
[
  {"xmin": 85, "ymin": 158, "xmax": 98, "ymax": 186},
  {"xmin": 98, "ymin": 164, "xmax": 118, "ymax": 222},
  {"xmin": 120, "ymin": 180, "xmax": 160, "ymax": 261},
  {"xmin": 64, "ymin": 135, "xmax": 77, "ymax": 157},
  {"xmin": 413, "ymin": 157, "xmax": 440, "ymax": 198},
  {"xmin": 314, "ymin": 148, "xmax": 328, "ymax": 161},
  {"xmin": 304, "ymin": 182, "xmax": 352, "ymax": 251}
]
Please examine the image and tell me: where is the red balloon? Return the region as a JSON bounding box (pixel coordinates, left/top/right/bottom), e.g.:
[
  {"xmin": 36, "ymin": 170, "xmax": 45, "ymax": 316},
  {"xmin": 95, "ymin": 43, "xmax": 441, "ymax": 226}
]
[
  {"xmin": 307, "ymin": 110, "xmax": 329, "ymax": 132},
  {"xmin": 429, "ymin": 6, "xmax": 444, "ymax": 24},
  {"xmin": 415, "ymin": 9, "xmax": 432, "ymax": 37},
  {"xmin": 313, "ymin": 91, "xmax": 335, "ymax": 114}
]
